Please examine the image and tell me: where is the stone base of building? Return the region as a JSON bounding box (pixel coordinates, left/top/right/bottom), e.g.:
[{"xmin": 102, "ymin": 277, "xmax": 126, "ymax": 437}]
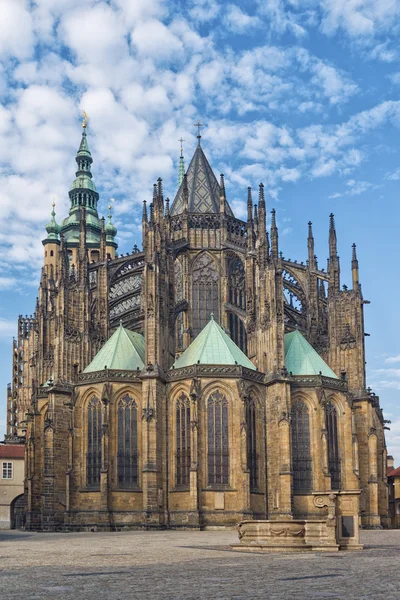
[{"xmin": 232, "ymin": 519, "xmax": 363, "ymax": 553}]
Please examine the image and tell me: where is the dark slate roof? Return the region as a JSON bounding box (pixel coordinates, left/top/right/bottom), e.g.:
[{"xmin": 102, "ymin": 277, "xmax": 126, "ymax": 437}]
[{"xmin": 170, "ymin": 143, "xmax": 234, "ymax": 216}]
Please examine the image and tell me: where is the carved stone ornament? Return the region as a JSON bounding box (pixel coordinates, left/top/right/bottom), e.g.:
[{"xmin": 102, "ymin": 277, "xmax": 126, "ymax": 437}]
[
  {"xmin": 64, "ymin": 325, "xmax": 81, "ymax": 343},
  {"xmin": 340, "ymin": 324, "xmax": 356, "ymax": 350},
  {"xmin": 142, "ymin": 407, "xmax": 155, "ymax": 422}
]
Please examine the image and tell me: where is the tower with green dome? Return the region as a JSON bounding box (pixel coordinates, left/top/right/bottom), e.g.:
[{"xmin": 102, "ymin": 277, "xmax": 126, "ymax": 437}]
[{"xmin": 59, "ymin": 119, "xmax": 117, "ymax": 260}]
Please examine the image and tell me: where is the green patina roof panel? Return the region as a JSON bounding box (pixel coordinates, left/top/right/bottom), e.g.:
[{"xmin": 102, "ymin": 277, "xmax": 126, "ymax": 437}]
[
  {"xmin": 172, "ymin": 315, "xmax": 256, "ymax": 370},
  {"xmin": 84, "ymin": 323, "xmax": 145, "ymax": 372},
  {"xmin": 284, "ymin": 330, "xmax": 338, "ymax": 378}
]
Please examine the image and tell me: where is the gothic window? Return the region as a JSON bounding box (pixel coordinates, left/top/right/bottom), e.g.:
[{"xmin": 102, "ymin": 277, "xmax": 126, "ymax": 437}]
[
  {"xmin": 176, "ymin": 394, "xmax": 191, "ymax": 487},
  {"xmin": 228, "ymin": 312, "xmax": 247, "ymax": 354},
  {"xmin": 117, "ymin": 395, "xmax": 138, "ymax": 488},
  {"xmin": 207, "ymin": 390, "xmax": 229, "ymax": 486},
  {"xmin": 192, "ymin": 254, "xmax": 219, "ymax": 337},
  {"xmin": 227, "ymin": 256, "xmax": 246, "ymax": 310},
  {"xmin": 176, "ymin": 312, "xmax": 184, "ymax": 350},
  {"xmin": 174, "ymin": 259, "xmax": 183, "ymax": 303},
  {"xmin": 326, "ymin": 401, "xmax": 341, "ymax": 489},
  {"xmin": 87, "ymin": 397, "xmax": 102, "ymax": 488},
  {"xmin": 291, "ymin": 400, "xmax": 312, "ymax": 493},
  {"xmin": 246, "ymin": 398, "xmax": 258, "ymax": 490}
]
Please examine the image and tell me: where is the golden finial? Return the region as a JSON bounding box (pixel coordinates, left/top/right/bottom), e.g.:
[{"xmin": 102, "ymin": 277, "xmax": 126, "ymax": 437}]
[{"xmin": 82, "ymin": 110, "xmax": 89, "ymax": 129}]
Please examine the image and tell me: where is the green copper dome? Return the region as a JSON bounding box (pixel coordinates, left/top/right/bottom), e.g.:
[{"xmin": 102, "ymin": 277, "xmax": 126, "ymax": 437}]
[
  {"xmin": 172, "ymin": 315, "xmax": 256, "ymax": 370},
  {"xmin": 71, "ymin": 174, "xmax": 97, "ymax": 192},
  {"xmin": 105, "ymin": 206, "xmax": 117, "ymax": 240},
  {"xmin": 84, "ymin": 323, "xmax": 145, "ymax": 372},
  {"xmin": 45, "ymin": 204, "xmax": 61, "ymax": 240},
  {"xmin": 284, "ymin": 330, "xmax": 338, "ymax": 378}
]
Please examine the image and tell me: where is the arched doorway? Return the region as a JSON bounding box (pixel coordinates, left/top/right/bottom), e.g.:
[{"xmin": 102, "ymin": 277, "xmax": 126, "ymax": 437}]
[{"xmin": 11, "ymin": 494, "xmax": 25, "ymax": 529}]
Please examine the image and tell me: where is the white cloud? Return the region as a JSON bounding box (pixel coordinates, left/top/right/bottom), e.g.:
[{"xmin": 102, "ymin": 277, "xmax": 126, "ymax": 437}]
[
  {"xmin": 385, "ymin": 355, "xmax": 400, "ymax": 364},
  {"xmin": 0, "ymin": 318, "xmax": 16, "ymax": 340},
  {"xmin": 0, "ymin": 0, "xmax": 34, "ymax": 60},
  {"xmin": 225, "ymin": 5, "xmax": 262, "ymax": 33},
  {"xmin": 131, "ymin": 19, "xmax": 184, "ymax": 61},
  {"xmin": 320, "ymin": 0, "xmax": 400, "ymax": 38}
]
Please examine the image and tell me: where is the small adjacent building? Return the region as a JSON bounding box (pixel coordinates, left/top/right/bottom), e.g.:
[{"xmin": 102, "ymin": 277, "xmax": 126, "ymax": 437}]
[
  {"xmin": 0, "ymin": 443, "xmax": 25, "ymax": 529},
  {"xmin": 387, "ymin": 456, "xmax": 400, "ymax": 528}
]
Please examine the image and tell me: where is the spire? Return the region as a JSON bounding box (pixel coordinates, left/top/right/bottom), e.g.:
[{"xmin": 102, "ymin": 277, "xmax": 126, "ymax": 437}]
[
  {"xmin": 68, "ymin": 114, "xmax": 98, "ymax": 213},
  {"xmin": 328, "ymin": 213, "xmax": 340, "ymax": 293},
  {"xmin": 157, "ymin": 177, "xmax": 164, "ymax": 216},
  {"xmin": 44, "ymin": 202, "xmax": 61, "ymax": 241},
  {"xmin": 169, "ymin": 143, "xmax": 234, "ymax": 217},
  {"xmin": 165, "ymin": 197, "xmax": 170, "ymax": 218},
  {"xmin": 329, "ymin": 213, "xmax": 337, "ymax": 258},
  {"xmin": 178, "ymin": 138, "xmax": 185, "ymax": 188},
  {"xmin": 247, "ymin": 187, "xmax": 254, "ymax": 251},
  {"xmin": 258, "ymin": 183, "xmax": 266, "ymax": 234},
  {"xmin": 142, "ymin": 200, "xmax": 148, "ymax": 223},
  {"xmin": 308, "ymin": 221, "xmax": 315, "ymax": 269},
  {"xmin": 247, "ymin": 187, "xmax": 253, "ymax": 222},
  {"xmin": 105, "ymin": 203, "xmax": 117, "ymax": 242},
  {"xmin": 351, "ymin": 243, "xmax": 359, "ymax": 291},
  {"xmin": 271, "ymin": 208, "xmax": 279, "ymax": 259}
]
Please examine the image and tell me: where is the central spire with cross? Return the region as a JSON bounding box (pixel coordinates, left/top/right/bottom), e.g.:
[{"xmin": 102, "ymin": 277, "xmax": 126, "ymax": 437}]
[
  {"xmin": 178, "ymin": 137, "xmax": 185, "ymax": 187},
  {"xmin": 194, "ymin": 119, "xmax": 204, "ymax": 145}
]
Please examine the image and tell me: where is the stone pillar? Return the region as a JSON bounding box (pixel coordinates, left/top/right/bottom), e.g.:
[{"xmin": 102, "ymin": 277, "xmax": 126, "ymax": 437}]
[
  {"xmin": 189, "ymin": 390, "xmax": 200, "ymax": 526},
  {"xmin": 367, "ymin": 431, "xmax": 381, "ymax": 528},
  {"xmin": 277, "ymin": 416, "xmax": 292, "ymax": 519}
]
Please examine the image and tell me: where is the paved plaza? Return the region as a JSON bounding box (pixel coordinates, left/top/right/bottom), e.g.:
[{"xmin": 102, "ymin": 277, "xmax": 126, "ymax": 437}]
[{"xmin": 1, "ymin": 529, "xmax": 400, "ymax": 599}]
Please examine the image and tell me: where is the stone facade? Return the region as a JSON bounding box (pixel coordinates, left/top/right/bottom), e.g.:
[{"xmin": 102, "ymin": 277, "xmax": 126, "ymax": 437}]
[{"xmin": 4, "ymin": 125, "xmax": 389, "ymax": 532}]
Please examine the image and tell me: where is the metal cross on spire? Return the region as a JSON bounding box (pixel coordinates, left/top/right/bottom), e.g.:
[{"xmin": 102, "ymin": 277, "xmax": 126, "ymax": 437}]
[{"xmin": 194, "ymin": 120, "xmax": 204, "ymax": 144}]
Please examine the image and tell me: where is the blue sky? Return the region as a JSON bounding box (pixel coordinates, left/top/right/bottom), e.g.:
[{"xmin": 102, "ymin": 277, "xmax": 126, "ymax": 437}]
[{"xmin": 0, "ymin": 0, "xmax": 399, "ymax": 460}]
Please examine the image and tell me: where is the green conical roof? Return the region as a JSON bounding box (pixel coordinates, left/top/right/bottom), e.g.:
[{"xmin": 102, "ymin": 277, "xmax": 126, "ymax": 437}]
[
  {"xmin": 284, "ymin": 330, "xmax": 338, "ymax": 378},
  {"xmin": 172, "ymin": 315, "xmax": 256, "ymax": 370},
  {"xmin": 84, "ymin": 323, "xmax": 145, "ymax": 372}
]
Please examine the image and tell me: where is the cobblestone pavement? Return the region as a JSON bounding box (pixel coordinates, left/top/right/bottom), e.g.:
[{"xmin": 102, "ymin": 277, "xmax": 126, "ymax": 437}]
[{"xmin": 1, "ymin": 529, "xmax": 399, "ymax": 599}]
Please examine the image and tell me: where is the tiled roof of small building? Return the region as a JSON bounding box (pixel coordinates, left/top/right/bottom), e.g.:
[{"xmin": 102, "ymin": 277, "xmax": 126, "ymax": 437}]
[
  {"xmin": 172, "ymin": 314, "xmax": 256, "ymax": 370},
  {"xmin": 284, "ymin": 329, "xmax": 338, "ymax": 379},
  {"xmin": 387, "ymin": 466, "xmax": 400, "ymax": 478},
  {"xmin": 84, "ymin": 322, "xmax": 145, "ymax": 372},
  {"xmin": 0, "ymin": 444, "xmax": 25, "ymax": 458}
]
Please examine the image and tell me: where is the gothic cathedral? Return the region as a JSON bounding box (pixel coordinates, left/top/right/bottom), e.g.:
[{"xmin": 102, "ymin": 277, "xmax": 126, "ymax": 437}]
[{"xmin": 5, "ymin": 121, "xmax": 389, "ymax": 538}]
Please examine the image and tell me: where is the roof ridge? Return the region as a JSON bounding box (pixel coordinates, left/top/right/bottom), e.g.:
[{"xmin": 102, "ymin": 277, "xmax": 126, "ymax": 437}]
[{"xmin": 108, "ymin": 325, "xmax": 123, "ymax": 369}]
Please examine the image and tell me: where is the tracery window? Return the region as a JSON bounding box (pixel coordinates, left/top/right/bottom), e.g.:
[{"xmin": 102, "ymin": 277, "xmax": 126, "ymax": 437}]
[
  {"xmin": 228, "ymin": 312, "xmax": 247, "ymax": 354},
  {"xmin": 176, "ymin": 394, "xmax": 191, "ymax": 487},
  {"xmin": 207, "ymin": 390, "xmax": 229, "ymax": 486},
  {"xmin": 87, "ymin": 397, "xmax": 102, "ymax": 488},
  {"xmin": 246, "ymin": 398, "xmax": 258, "ymax": 489},
  {"xmin": 192, "ymin": 254, "xmax": 219, "ymax": 337},
  {"xmin": 117, "ymin": 395, "xmax": 138, "ymax": 488},
  {"xmin": 176, "ymin": 311, "xmax": 184, "ymax": 351},
  {"xmin": 291, "ymin": 400, "xmax": 312, "ymax": 493},
  {"xmin": 326, "ymin": 401, "xmax": 341, "ymax": 490},
  {"xmin": 227, "ymin": 256, "xmax": 246, "ymax": 310}
]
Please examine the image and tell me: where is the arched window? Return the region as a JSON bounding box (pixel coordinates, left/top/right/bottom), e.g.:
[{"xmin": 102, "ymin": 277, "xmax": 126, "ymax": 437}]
[
  {"xmin": 117, "ymin": 395, "xmax": 138, "ymax": 488},
  {"xmin": 87, "ymin": 397, "xmax": 102, "ymax": 488},
  {"xmin": 227, "ymin": 255, "xmax": 246, "ymax": 310},
  {"xmin": 326, "ymin": 401, "xmax": 340, "ymax": 489},
  {"xmin": 291, "ymin": 400, "xmax": 312, "ymax": 493},
  {"xmin": 228, "ymin": 312, "xmax": 247, "ymax": 354},
  {"xmin": 176, "ymin": 312, "xmax": 184, "ymax": 351},
  {"xmin": 176, "ymin": 394, "xmax": 191, "ymax": 487},
  {"xmin": 246, "ymin": 397, "xmax": 257, "ymax": 490},
  {"xmin": 207, "ymin": 390, "xmax": 229, "ymax": 486},
  {"xmin": 192, "ymin": 254, "xmax": 219, "ymax": 337}
]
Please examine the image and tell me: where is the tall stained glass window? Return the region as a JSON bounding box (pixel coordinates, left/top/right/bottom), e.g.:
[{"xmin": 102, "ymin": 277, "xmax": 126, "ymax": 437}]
[
  {"xmin": 87, "ymin": 397, "xmax": 102, "ymax": 488},
  {"xmin": 117, "ymin": 395, "xmax": 138, "ymax": 488},
  {"xmin": 207, "ymin": 390, "xmax": 229, "ymax": 486},
  {"xmin": 246, "ymin": 398, "xmax": 258, "ymax": 489},
  {"xmin": 326, "ymin": 401, "xmax": 341, "ymax": 489},
  {"xmin": 176, "ymin": 394, "xmax": 191, "ymax": 487},
  {"xmin": 192, "ymin": 254, "xmax": 219, "ymax": 337},
  {"xmin": 291, "ymin": 400, "xmax": 312, "ymax": 492}
]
